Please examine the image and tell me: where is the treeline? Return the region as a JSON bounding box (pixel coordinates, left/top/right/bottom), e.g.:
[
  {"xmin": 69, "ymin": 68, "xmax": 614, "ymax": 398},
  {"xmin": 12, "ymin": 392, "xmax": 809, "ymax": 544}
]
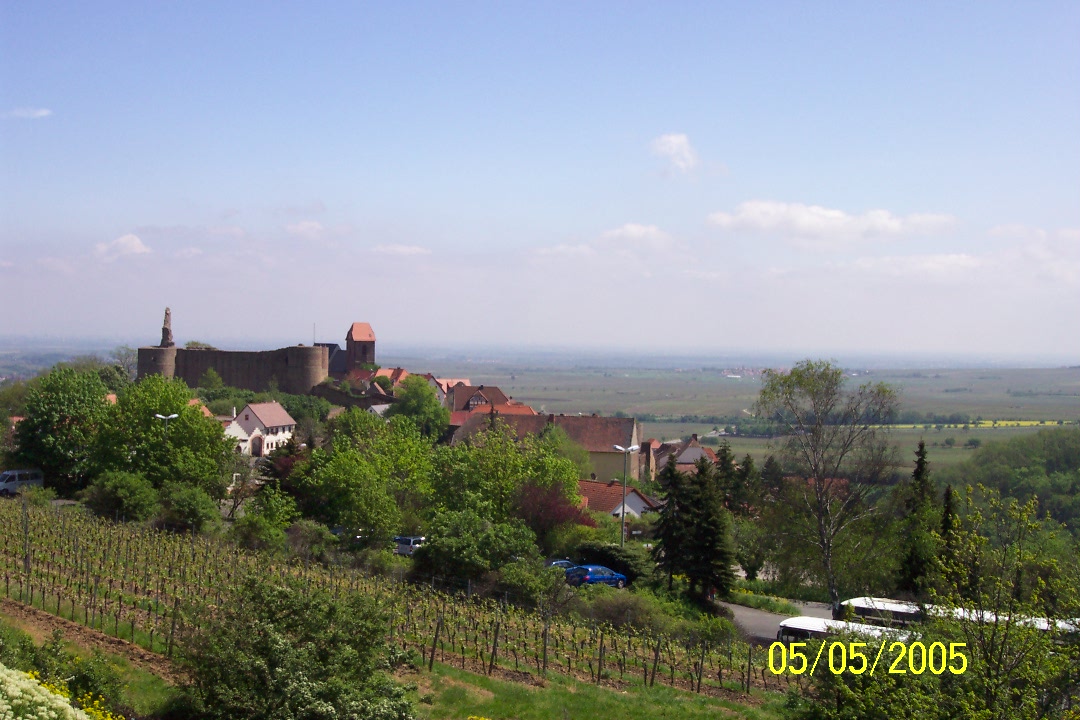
[{"xmin": 937, "ymin": 427, "xmax": 1080, "ymax": 538}]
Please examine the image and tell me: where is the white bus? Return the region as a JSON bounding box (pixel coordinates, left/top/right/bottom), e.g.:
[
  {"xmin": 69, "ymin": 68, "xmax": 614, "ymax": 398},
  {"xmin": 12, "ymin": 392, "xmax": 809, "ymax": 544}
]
[{"xmin": 776, "ymin": 615, "xmax": 909, "ymax": 643}]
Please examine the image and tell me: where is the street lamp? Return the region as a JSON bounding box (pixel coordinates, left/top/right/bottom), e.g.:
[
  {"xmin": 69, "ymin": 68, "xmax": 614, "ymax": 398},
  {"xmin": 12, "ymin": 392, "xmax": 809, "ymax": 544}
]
[
  {"xmin": 613, "ymin": 443, "xmax": 640, "ymax": 547},
  {"xmin": 154, "ymin": 413, "xmax": 178, "ymax": 442}
]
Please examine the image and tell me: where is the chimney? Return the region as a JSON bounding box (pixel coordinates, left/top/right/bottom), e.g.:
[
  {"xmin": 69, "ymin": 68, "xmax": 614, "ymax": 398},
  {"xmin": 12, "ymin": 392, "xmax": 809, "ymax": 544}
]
[{"xmin": 548, "ymin": 414, "xmax": 555, "ymax": 424}]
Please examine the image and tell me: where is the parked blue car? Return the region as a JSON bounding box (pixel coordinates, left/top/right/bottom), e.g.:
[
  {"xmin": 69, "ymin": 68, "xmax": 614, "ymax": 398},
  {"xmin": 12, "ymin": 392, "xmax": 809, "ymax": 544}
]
[{"xmin": 565, "ymin": 564, "xmax": 627, "ymax": 588}]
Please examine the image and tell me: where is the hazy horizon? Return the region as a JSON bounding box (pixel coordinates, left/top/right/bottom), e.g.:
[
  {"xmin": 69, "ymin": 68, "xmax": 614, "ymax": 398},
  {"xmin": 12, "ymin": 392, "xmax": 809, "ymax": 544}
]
[{"xmin": 1, "ymin": 333, "xmax": 1076, "ymax": 372}]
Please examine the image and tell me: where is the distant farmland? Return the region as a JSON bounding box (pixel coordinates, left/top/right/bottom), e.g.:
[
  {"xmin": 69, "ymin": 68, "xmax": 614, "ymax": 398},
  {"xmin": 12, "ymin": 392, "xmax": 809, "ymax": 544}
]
[{"xmin": 398, "ymin": 359, "xmax": 1080, "ymax": 471}]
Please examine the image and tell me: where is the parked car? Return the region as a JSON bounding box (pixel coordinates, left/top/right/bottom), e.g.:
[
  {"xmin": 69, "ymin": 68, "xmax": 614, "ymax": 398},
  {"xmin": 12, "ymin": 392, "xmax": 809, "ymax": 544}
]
[
  {"xmin": 545, "ymin": 558, "xmax": 576, "ymax": 570},
  {"xmin": 394, "ymin": 536, "xmax": 425, "ymax": 556},
  {"xmin": 0, "ymin": 469, "xmax": 44, "ymax": 497},
  {"xmin": 565, "ymin": 564, "xmax": 627, "ymax": 588}
]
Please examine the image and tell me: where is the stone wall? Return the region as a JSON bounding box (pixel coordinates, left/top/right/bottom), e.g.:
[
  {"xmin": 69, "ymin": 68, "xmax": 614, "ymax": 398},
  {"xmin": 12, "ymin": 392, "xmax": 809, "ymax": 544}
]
[{"xmin": 138, "ymin": 344, "xmax": 328, "ymax": 394}]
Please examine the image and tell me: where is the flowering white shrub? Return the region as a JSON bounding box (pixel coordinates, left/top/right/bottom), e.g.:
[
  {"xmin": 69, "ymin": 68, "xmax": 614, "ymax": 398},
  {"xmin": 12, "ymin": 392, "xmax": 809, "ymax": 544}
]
[{"xmin": 0, "ymin": 662, "xmax": 93, "ymax": 720}]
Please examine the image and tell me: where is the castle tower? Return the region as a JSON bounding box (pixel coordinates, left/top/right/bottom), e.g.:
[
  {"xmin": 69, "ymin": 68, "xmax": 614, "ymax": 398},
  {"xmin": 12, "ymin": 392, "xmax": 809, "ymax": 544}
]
[{"xmin": 345, "ymin": 322, "xmax": 376, "ymax": 370}]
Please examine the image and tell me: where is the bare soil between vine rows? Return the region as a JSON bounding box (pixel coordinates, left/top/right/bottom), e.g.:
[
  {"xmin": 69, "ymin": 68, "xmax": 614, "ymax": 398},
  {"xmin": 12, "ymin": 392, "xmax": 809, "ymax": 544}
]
[{"xmin": 0, "ymin": 598, "xmax": 183, "ymax": 685}]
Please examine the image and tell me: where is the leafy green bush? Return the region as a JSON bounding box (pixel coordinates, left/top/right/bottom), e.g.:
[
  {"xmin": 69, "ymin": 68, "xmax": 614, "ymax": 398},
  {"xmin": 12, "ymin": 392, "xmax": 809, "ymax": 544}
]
[
  {"xmin": 412, "ymin": 509, "xmax": 540, "ymax": 581},
  {"xmin": 178, "ymin": 574, "xmax": 413, "ymax": 720},
  {"xmin": 158, "ymin": 483, "xmax": 220, "ymax": 534},
  {"xmin": 229, "ymin": 513, "xmax": 285, "ymax": 552},
  {"xmin": 83, "ymin": 470, "xmax": 158, "ymax": 521},
  {"xmin": 285, "ymin": 519, "xmax": 338, "ymax": 563},
  {"xmin": 17, "ymin": 485, "xmax": 56, "ymax": 508}
]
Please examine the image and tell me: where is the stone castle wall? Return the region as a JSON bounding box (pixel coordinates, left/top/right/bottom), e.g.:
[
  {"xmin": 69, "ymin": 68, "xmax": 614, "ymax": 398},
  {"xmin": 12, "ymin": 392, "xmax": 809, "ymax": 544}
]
[{"xmin": 137, "ymin": 344, "xmax": 328, "ymax": 394}]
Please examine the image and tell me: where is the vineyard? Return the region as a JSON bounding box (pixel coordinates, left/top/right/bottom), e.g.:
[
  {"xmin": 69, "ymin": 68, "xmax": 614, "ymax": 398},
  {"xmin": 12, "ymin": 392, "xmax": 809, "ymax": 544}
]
[{"xmin": 0, "ymin": 500, "xmax": 792, "ymax": 699}]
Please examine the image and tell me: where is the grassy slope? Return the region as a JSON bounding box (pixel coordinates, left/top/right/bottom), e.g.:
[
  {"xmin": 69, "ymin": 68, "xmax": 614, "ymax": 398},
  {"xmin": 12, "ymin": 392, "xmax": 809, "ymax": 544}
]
[{"xmin": 406, "ymin": 662, "xmax": 784, "ymax": 720}]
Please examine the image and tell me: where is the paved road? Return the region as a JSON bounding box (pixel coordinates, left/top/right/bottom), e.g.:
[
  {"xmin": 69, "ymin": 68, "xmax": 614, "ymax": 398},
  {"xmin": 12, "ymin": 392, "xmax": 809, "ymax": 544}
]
[{"xmin": 721, "ymin": 600, "xmax": 832, "ymax": 645}]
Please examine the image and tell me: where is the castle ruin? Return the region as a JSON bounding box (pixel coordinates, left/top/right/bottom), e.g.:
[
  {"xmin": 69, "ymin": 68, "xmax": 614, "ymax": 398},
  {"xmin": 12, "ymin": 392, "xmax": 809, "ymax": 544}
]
[{"xmin": 136, "ymin": 309, "xmax": 376, "ymax": 394}]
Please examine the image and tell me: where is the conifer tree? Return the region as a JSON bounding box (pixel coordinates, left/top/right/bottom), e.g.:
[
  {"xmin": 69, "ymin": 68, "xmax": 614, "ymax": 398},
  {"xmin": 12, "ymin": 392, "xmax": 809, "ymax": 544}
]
[
  {"xmin": 652, "ymin": 456, "xmax": 691, "ymax": 590},
  {"xmin": 761, "ymin": 454, "xmax": 784, "ymax": 498},
  {"xmin": 897, "ymin": 441, "xmax": 938, "ymax": 597},
  {"xmin": 682, "ymin": 456, "xmax": 736, "ymax": 600},
  {"xmin": 938, "ymin": 483, "xmax": 961, "ymax": 590}
]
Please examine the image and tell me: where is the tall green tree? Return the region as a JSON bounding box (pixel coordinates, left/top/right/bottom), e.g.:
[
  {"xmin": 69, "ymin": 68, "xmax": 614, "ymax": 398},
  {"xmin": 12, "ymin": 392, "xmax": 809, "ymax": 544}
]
[
  {"xmin": 897, "ymin": 440, "xmax": 938, "ymax": 597},
  {"xmin": 682, "ymin": 456, "xmax": 736, "ymax": 600},
  {"xmin": 14, "ymin": 368, "xmax": 110, "ymax": 493},
  {"xmin": 757, "ymin": 359, "xmax": 899, "ymax": 616},
  {"xmin": 295, "ymin": 448, "xmax": 401, "ymax": 542},
  {"xmin": 430, "ymin": 420, "xmax": 579, "ymax": 524},
  {"xmin": 652, "ymin": 456, "xmax": 692, "ymax": 590},
  {"xmin": 383, "ymin": 375, "xmax": 450, "ymax": 439},
  {"xmin": 92, "ymin": 375, "xmax": 232, "ymax": 497},
  {"xmin": 325, "ymin": 409, "xmax": 435, "ymax": 524}
]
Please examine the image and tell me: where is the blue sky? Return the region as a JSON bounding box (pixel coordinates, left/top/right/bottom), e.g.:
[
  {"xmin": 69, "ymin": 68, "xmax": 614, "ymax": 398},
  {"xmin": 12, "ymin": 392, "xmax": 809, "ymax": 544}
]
[{"xmin": 2, "ymin": 2, "xmax": 1078, "ymax": 360}]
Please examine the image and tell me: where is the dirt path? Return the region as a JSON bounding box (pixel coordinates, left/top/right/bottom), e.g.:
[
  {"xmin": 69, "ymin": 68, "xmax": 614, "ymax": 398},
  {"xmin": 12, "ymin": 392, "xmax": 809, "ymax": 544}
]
[{"xmin": 0, "ymin": 598, "xmax": 182, "ymax": 684}]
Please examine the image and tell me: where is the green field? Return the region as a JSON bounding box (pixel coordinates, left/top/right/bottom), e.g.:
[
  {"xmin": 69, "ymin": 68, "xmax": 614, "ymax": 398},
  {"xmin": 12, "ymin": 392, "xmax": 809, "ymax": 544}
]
[
  {"xmin": 407, "ymin": 661, "xmax": 782, "ymax": 720},
  {"xmin": 637, "ymin": 423, "xmax": 1052, "ymax": 471},
  {"xmin": 396, "ymin": 360, "xmax": 1080, "ymax": 423},
  {"xmin": 395, "ymin": 358, "xmax": 1080, "ymax": 471}
]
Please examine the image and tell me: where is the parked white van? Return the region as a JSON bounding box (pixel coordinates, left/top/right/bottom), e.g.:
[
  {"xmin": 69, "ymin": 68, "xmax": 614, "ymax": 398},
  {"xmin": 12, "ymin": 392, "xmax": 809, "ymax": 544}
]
[{"xmin": 0, "ymin": 469, "xmax": 44, "ymax": 496}]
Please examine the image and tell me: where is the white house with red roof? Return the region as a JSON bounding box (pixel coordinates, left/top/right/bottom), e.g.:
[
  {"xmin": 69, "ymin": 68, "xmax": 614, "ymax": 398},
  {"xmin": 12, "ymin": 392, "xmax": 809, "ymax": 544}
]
[
  {"xmin": 225, "ymin": 401, "xmax": 297, "ymax": 457},
  {"xmin": 578, "ymin": 479, "xmax": 659, "ymax": 518}
]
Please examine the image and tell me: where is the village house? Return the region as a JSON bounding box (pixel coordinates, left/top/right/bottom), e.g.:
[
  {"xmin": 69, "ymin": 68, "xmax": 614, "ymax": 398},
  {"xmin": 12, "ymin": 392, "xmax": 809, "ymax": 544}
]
[
  {"xmin": 577, "ymin": 478, "xmax": 659, "ymax": 518},
  {"xmin": 640, "ymin": 434, "xmax": 717, "ymax": 481},
  {"xmin": 225, "ymin": 401, "xmax": 297, "ymax": 457}
]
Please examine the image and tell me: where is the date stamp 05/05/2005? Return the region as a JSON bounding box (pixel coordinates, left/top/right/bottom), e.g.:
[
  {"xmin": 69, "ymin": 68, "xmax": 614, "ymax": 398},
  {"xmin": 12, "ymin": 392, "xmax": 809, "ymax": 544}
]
[{"xmin": 768, "ymin": 640, "xmax": 968, "ymax": 677}]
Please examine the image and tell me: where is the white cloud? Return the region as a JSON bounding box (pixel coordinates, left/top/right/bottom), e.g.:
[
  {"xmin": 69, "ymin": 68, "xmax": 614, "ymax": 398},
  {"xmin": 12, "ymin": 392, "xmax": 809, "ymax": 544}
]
[
  {"xmin": 4, "ymin": 107, "xmax": 52, "ymax": 119},
  {"xmin": 175, "ymin": 247, "xmax": 204, "ymax": 259},
  {"xmin": 0, "ymin": 260, "xmax": 13, "ymax": 269},
  {"xmin": 600, "ymin": 223, "xmax": 675, "ymax": 251},
  {"xmin": 372, "ymin": 244, "xmax": 432, "ymax": 256},
  {"xmin": 709, "ymin": 200, "xmax": 954, "ymax": 250},
  {"xmin": 286, "ymin": 220, "xmax": 324, "ymax": 240},
  {"xmin": 95, "ymin": 233, "xmax": 151, "ymax": 261},
  {"xmin": 651, "ymin": 133, "xmax": 698, "ymax": 173}
]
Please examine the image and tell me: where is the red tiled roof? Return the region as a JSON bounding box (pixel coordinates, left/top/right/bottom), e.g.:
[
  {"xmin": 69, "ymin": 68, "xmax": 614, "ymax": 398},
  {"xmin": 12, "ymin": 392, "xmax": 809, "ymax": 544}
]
[
  {"xmin": 244, "ymin": 402, "xmax": 296, "ymax": 428},
  {"xmin": 437, "ymin": 378, "xmax": 470, "ymax": 393},
  {"xmin": 484, "ymin": 403, "xmax": 538, "ymax": 416},
  {"xmin": 448, "ymin": 410, "xmax": 472, "ymax": 427},
  {"xmin": 450, "ymin": 384, "xmax": 510, "ymax": 411},
  {"xmin": 188, "ymin": 398, "xmax": 213, "ymax": 417},
  {"xmin": 348, "ymin": 322, "xmax": 376, "ymax": 342},
  {"xmin": 375, "ymin": 367, "xmax": 410, "ymax": 385},
  {"xmin": 577, "ymin": 479, "xmax": 658, "ymax": 514}
]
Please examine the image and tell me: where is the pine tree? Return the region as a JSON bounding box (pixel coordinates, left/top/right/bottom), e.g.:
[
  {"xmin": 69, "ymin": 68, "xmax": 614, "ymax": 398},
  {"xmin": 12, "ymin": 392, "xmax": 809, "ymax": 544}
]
[
  {"xmin": 939, "ymin": 483, "xmax": 960, "ymax": 589},
  {"xmin": 761, "ymin": 454, "xmax": 784, "ymax": 498},
  {"xmin": 710, "ymin": 441, "xmax": 731, "ymax": 505},
  {"xmin": 652, "ymin": 456, "xmax": 691, "ymax": 590},
  {"xmin": 682, "ymin": 457, "xmax": 736, "ymax": 601},
  {"xmin": 897, "ymin": 441, "xmax": 938, "ymax": 598},
  {"xmin": 731, "ymin": 453, "xmax": 761, "ymax": 515}
]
